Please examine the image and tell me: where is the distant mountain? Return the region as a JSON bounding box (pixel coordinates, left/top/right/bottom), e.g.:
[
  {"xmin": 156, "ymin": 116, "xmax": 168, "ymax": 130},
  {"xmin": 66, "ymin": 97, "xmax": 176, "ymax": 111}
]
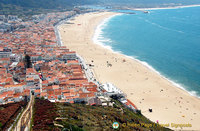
[
  {"xmin": 0, "ymin": 0, "xmax": 200, "ymax": 16},
  {"xmin": 0, "ymin": 0, "xmax": 84, "ymax": 9},
  {"xmin": 1, "ymin": 0, "xmax": 200, "ymax": 9},
  {"xmin": 0, "ymin": 0, "xmax": 84, "ymax": 17}
]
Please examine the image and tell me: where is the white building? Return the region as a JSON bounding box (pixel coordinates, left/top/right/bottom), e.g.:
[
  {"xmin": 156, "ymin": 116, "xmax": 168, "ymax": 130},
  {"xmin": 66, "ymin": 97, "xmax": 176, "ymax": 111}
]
[{"xmin": 101, "ymin": 83, "xmax": 124, "ymax": 96}]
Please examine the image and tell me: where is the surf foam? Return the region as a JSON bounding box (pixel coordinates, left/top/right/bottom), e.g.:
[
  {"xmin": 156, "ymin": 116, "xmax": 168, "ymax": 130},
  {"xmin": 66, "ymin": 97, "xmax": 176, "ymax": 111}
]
[{"xmin": 92, "ymin": 13, "xmax": 200, "ymax": 98}]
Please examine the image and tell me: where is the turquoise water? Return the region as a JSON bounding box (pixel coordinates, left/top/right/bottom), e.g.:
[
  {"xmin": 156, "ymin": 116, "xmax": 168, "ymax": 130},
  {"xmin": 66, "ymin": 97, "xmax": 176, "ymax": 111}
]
[{"xmin": 95, "ymin": 6, "xmax": 200, "ymax": 97}]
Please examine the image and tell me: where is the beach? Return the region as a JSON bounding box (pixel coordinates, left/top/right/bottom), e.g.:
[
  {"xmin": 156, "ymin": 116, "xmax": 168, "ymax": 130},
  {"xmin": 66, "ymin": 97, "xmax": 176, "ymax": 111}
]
[{"xmin": 58, "ymin": 12, "xmax": 200, "ymax": 130}]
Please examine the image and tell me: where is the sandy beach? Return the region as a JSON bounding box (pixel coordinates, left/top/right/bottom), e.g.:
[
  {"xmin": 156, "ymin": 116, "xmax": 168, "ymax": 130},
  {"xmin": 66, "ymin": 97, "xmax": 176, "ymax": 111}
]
[{"xmin": 58, "ymin": 12, "xmax": 200, "ymax": 130}]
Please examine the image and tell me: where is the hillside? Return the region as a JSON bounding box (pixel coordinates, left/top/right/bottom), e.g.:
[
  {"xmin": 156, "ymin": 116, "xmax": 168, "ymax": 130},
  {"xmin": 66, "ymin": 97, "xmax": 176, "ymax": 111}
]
[
  {"xmin": 32, "ymin": 99, "xmax": 171, "ymax": 131},
  {"xmin": 0, "ymin": 0, "xmax": 74, "ymax": 17},
  {"xmin": 1, "ymin": 0, "xmax": 200, "ymax": 16},
  {"xmin": 0, "ymin": 101, "xmax": 27, "ymax": 130},
  {"xmin": 1, "ymin": 0, "xmax": 200, "ymax": 9}
]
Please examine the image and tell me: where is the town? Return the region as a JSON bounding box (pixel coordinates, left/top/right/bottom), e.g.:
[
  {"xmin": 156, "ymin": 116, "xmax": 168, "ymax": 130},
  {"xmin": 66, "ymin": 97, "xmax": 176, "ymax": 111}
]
[{"xmin": 0, "ymin": 10, "xmax": 137, "ymax": 113}]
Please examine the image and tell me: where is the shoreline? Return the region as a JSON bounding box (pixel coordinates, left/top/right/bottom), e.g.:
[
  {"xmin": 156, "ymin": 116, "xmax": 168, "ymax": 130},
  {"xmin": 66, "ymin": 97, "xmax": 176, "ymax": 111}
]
[
  {"xmin": 92, "ymin": 13, "xmax": 200, "ymax": 99},
  {"xmin": 58, "ymin": 11, "xmax": 200, "ymax": 130}
]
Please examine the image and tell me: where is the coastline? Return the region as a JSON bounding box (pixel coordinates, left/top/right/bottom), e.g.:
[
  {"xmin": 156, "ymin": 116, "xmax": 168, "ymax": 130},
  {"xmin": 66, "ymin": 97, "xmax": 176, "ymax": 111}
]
[
  {"xmin": 58, "ymin": 11, "xmax": 200, "ymax": 130},
  {"xmin": 93, "ymin": 13, "xmax": 200, "ymax": 99}
]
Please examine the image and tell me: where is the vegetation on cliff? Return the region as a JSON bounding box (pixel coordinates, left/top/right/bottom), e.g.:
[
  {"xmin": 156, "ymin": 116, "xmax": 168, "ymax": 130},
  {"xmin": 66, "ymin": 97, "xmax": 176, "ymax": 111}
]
[{"xmin": 33, "ymin": 99, "xmax": 171, "ymax": 131}]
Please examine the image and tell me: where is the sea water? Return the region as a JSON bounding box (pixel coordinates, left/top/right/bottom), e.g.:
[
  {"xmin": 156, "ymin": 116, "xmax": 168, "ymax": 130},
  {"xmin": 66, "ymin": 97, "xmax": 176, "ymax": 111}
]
[{"xmin": 94, "ymin": 6, "xmax": 200, "ymax": 97}]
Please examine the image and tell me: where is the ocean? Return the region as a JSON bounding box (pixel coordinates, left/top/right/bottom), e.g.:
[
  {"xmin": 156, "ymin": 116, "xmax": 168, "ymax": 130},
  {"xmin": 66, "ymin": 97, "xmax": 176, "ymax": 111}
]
[{"xmin": 93, "ymin": 6, "xmax": 200, "ymax": 97}]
